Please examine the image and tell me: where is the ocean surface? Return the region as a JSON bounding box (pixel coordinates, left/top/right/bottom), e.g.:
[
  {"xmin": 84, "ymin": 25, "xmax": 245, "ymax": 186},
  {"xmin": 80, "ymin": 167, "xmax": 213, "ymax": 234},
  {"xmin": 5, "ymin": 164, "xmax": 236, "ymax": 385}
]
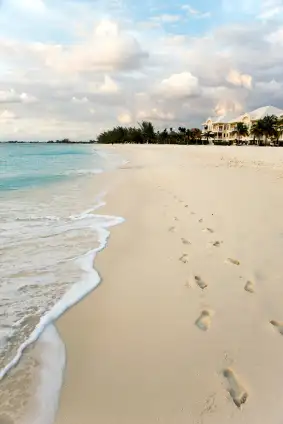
[{"xmin": 0, "ymin": 143, "xmax": 124, "ymax": 424}]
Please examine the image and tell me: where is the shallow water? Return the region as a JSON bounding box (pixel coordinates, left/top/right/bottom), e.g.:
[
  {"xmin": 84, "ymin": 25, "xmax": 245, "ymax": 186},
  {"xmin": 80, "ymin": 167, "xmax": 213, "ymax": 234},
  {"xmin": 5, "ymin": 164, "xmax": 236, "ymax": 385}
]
[{"xmin": 0, "ymin": 144, "xmax": 124, "ymax": 423}]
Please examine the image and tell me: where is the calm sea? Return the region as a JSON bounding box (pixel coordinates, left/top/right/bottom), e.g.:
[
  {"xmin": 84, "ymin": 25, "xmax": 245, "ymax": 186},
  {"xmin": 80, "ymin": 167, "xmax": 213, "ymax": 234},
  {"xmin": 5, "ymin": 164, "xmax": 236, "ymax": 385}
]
[{"xmin": 0, "ymin": 143, "xmax": 124, "ymax": 424}]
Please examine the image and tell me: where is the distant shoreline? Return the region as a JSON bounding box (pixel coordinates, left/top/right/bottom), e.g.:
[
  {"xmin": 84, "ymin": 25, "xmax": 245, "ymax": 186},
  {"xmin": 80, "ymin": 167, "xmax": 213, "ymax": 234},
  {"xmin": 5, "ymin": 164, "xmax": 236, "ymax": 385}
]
[
  {"xmin": 1, "ymin": 140, "xmax": 97, "ymax": 145},
  {"xmin": 2, "ymin": 141, "xmax": 283, "ymax": 147}
]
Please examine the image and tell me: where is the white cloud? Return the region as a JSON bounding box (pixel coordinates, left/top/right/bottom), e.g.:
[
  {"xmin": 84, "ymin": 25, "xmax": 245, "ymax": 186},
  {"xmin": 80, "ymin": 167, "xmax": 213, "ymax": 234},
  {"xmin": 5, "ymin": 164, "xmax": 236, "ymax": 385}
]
[
  {"xmin": 157, "ymin": 72, "xmax": 200, "ymax": 99},
  {"xmin": 226, "ymin": 69, "xmax": 253, "ymax": 89},
  {"xmin": 137, "ymin": 108, "xmax": 175, "ymax": 121},
  {"xmin": 0, "ymin": 89, "xmax": 37, "ymax": 104},
  {"xmin": 20, "ymin": 93, "xmax": 38, "ymax": 104},
  {"xmin": 182, "ymin": 5, "xmax": 198, "ymax": 14},
  {"xmin": 86, "ymin": 75, "xmax": 120, "ymax": 95},
  {"xmin": 266, "ymin": 27, "xmax": 283, "ymax": 44},
  {"xmin": 0, "ymin": 110, "xmax": 17, "ymax": 122},
  {"xmin": 15, "ymin": 20, "xmax": 148, "ymax": 75},
  {"xmin": 152, "ymin": 14, "xmax": 181, "ymax": 23},
  {"xmin": 214, "ymin": 99, "xmax": 244, "ymax": 116},
  {"xmin": 117, "ymin": 112, "xmax": 132, "ymax": 125},
  {"xmin": 181, "ymin": 4, "xmax": 211, "ymax": 18},
  {"xmin": 6, "ymin": 0, "xmax": 47, "ymax": 14},
  {"xmin": 99, "ymin": 75, "xmax": 120, "ymax": 94},
  {"xmin": 72, "ymin": 96, "xmax": 89, "ymax": 103},
  {"xmin": 258, "ymin": 0, "xmax": 283, "ymax": 19}
]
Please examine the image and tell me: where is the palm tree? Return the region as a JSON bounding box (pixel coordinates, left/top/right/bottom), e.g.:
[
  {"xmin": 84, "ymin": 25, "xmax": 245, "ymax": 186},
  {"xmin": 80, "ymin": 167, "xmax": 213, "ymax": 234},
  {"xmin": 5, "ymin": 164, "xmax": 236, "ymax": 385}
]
[
  {"xmin": 190, "ymin": 128, "xmax": 202, "ymax": 144},
  {"xmin": 138, "ymin": 121, "xmax": 156, "ymax": 143},
  {"xmin": 168, "ymin": 128, "xmax": 179, "ymax": 144},
  {"xmin": 158, "ymin": 128, "xmax": 169, "ymax": 144},
  {"xmin": 185, "ymin": 128, "xmax": 192, "ymax": 144},
  {"xmin": 203, "ymin": 131, "xmax": 215, "ymax": 144},
  {"xmin": 178, "ymin": 127, "xmax": 188, "ymax": 145},
  {"xmin": 250, "ymin": 122, "xmax": 264, "ymax": 145},
  {"xmin": 127, "ymin": 127, "xmax": 143, "ymax": 144},
  {"xmin": 231, "ymin": 122, "xmax": 249, "ymax": 144},
  {"xmin": 261, "ymin": 115, "xmax": 278, "ymax": 145}
]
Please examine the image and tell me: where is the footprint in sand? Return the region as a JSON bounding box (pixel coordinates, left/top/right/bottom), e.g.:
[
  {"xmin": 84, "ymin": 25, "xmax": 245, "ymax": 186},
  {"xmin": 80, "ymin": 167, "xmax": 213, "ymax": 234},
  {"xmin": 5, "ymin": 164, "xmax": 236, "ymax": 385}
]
[
  {"xmin": 226, "ymin": 258, "xmax": 240, "ymax": 266},
  {"xmin": 181, "ymin": 238, "xmax": 191, "ymax": 245},
  {"xmin": 270, "ymin": 320, "xmax": 283, "ymax": 335},
  {"xmin": 203, "ymin": 227, "xmax": 214, "ymax": 233},
  {"xmin": 168, "ymin": 226, "xmax": 176, "ymax": 232},
  {"xmin": 244, "ymin": 281, "xmax": 255, "ymax": 293},
  {"xmin": 195, "ymin": 276, "xmax": 208, "ymax": 290},
  {"xmin": 213, "ymin": 241, "xmax": 223, "ymax": 247},
  {"xmin": 223, "ymin": 368, "xmax": 248, "ymax": 408},
  {"xmin": 179, "ymin": 254, "xmax": 189, "ymax": 264},
  {"xmin": 184, "ymin": 204, "xmax": 189, "ymax": 208},
  {"xmin": 199, "ymin": 218, "xmax": 204, "ymax": 223},
  {"xmin": 208, "ymin": 240, "xmax": 222, "ymax": 248},
  {"xmin": 195, "ymin": 310, "xmax": 212, "ymax": 331}
]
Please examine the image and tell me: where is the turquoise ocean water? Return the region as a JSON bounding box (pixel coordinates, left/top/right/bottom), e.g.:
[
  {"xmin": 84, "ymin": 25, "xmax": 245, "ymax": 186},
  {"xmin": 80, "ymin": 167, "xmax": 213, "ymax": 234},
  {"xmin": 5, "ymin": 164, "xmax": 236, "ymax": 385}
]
[
  {"xmin": 0, "ymin": 143, "xmax": 124, "ymax": 424},
  {"xmin": 0, "ymin": 143, "xmax": 105, "ymax": 192}
]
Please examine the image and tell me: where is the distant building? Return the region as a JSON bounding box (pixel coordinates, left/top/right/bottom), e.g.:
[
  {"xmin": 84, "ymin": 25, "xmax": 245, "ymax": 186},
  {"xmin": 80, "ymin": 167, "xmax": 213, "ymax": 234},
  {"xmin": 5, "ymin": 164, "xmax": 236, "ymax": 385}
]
[{"xmin": 202, "ymin": 105, "xmax": 283, "ymax": 143}]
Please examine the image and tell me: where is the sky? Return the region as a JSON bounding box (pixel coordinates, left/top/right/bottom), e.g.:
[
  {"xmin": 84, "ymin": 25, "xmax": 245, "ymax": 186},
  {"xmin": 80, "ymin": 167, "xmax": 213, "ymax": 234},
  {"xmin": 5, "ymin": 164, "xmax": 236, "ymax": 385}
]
[{"xmin": 0, "ymin": 0, "xmax": 283, "ymax": 140}]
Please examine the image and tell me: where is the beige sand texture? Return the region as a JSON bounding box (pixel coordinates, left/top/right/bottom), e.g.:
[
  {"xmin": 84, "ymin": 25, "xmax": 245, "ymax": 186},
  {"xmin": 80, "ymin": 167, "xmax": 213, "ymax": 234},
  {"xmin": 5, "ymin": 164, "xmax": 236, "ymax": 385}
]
[{"xmin": 55, "ymin": 145, "xmax": 283, "ymax": 424}]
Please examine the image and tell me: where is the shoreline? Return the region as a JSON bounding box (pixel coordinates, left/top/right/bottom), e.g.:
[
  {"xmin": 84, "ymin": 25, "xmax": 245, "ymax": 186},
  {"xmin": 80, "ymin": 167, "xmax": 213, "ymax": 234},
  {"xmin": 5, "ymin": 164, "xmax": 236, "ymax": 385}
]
[{"xmin": 0, "ymin": 146, "xmax": 124, "ymax": 424}]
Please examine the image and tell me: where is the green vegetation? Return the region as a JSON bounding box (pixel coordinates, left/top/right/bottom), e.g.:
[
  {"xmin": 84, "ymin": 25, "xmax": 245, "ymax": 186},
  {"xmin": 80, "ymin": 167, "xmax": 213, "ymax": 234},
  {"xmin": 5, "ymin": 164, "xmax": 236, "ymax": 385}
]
[
  {"xmin": 231, "ymin": 122, "xmax": 249, "ymax": 142},
  {"xmin": 249, "ymin": 115, "xmax": 283, "ymax": 145},
  {"xmin": 97, "ymin": 121, "xmax": 206, "ymax": 145},
  {"xmin": 96, "ymin": 115, "xmax": 283, "ymax": 146}
]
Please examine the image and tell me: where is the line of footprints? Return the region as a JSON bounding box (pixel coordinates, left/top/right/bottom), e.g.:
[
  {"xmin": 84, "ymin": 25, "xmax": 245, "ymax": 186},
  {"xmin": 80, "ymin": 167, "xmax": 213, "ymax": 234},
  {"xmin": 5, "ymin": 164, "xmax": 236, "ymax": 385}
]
[{"xmin": 170, "ymin": 194, "xmax": 282, "ymax": 409}]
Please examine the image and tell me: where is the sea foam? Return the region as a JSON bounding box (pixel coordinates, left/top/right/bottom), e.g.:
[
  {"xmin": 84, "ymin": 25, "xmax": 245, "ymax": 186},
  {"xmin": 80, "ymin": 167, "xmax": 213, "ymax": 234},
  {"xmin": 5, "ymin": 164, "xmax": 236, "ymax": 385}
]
[
  {"xmin": 1, "ymin": 199, "xmax": 124, "ymax": 424},
  {"xmin": 0, "ymin": 202, "xmax": 124, "ymax": 379}
]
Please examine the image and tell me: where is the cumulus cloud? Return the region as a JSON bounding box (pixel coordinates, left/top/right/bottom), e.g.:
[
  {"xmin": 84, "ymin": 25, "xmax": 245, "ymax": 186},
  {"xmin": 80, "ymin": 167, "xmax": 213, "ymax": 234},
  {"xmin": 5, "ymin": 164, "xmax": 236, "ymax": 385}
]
[
  {"xmin": 99, "ymin": 75, "xmax": 120, "ymax": 94},
  {"xmin": 137, "ymin": 108, "xmax": 175, "ymax": 121},
  {"xmin": 60, "ymin": 20, "xmax": 148, "ymax": 73},
  {"xmin": 157, "ymin": 72, "xmax": 200, "ymax": 99},
  {"xmin": 0, "ymin": 0, "xmax": 283, "ymax": 140},
  {"xmin": 0, "ymin": 20, "xmax": 148, "ymax": 75},
  {"xmin": 214, "ymin": 99, "xmax": 244, "ymax": 116},
  {"xmin": 117, "ymin": 112, "xmax": 132, "ymax": 125},
  {"xmin": 226, "ymin": 69, "xmax": 253, "ymax": 89},
  {"xmin": 0, "ymin": 110, "xmax": 17, "ymax": 122},
  {"xmin": 0, "ymin": 89, "xmax": 37, "ymax": 104},
  {"xmin": 266, "ymin": 27, "xmax": 283, "ymax": 44}
]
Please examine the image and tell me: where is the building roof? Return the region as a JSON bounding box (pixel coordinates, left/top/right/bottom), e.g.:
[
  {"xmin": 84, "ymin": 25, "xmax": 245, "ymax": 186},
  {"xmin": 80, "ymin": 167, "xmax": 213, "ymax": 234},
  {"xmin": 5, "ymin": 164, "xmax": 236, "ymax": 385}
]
[
  {"xmin": 229, "ymin": 105, "xmax": 283, "ymax": 123},
  {"xmin": 203, "ymin": 105, "xmax": 283, "ymax": 126}
]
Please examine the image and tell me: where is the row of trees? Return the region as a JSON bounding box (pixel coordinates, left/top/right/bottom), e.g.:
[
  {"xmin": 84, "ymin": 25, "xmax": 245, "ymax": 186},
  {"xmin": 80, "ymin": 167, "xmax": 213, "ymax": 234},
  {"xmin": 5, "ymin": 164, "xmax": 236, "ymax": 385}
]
[
  {"xmin": 97, "ymin": 115, "xmax": 283, "ymax": 146},
  {"xmin": 97, "ymin": 122, "xmax": 204, "ymax": 145}
]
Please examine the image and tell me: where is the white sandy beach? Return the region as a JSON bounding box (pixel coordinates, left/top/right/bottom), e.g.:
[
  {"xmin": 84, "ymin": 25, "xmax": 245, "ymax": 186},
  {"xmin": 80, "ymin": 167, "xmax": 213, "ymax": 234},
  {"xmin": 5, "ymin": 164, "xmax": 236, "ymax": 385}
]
[{"xmin": 55, "ymin": 145, "xmax": 283, "ymax": 424}]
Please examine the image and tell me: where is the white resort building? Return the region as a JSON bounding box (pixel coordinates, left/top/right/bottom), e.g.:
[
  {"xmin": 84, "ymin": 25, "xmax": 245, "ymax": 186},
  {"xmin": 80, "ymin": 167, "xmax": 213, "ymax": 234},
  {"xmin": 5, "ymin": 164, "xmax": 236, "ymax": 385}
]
[{"xmin": 202, "ymin": 105, "xmax": 283, "ymax": 143}]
